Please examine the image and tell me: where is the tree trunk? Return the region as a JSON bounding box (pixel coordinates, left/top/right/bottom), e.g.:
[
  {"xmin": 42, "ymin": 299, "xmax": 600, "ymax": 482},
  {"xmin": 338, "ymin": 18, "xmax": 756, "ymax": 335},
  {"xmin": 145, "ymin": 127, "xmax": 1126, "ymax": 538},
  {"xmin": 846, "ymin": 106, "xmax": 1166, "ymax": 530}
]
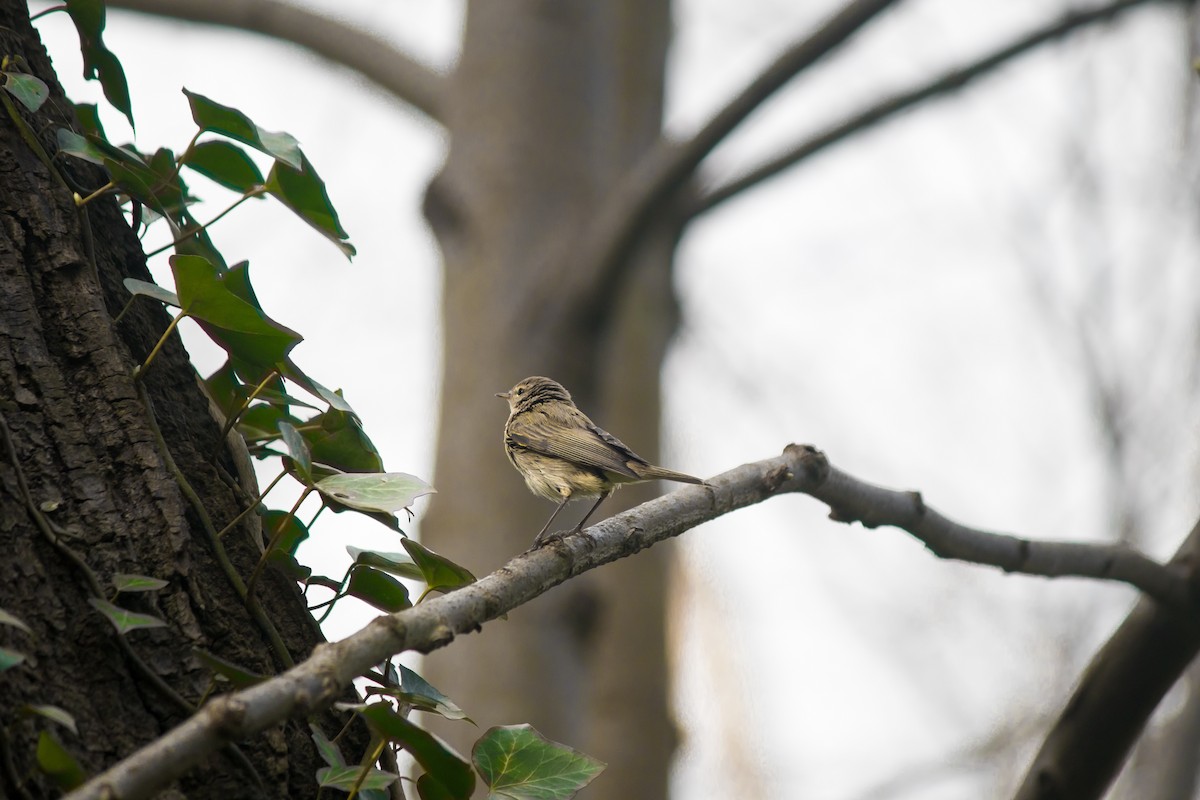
[
  {"xmin": 420, "ymin": 0, "xmax": 678, "ymax": 794},
  {"xmin": 0, "ymin": 4, "xmax": 351, "ymax": 796}
]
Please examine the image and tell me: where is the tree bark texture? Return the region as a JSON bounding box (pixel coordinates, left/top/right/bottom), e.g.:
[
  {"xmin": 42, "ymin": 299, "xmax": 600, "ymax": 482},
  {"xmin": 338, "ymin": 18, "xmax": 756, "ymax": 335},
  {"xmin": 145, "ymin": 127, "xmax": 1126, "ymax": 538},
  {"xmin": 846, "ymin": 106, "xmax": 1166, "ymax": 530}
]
[
  {"xmin": 420, "ymin": 0, "xmax": 679, "ymax": 795},
  {"xmin": 0, "ymin": 4, "xmax": 355, "ymax": 796}
]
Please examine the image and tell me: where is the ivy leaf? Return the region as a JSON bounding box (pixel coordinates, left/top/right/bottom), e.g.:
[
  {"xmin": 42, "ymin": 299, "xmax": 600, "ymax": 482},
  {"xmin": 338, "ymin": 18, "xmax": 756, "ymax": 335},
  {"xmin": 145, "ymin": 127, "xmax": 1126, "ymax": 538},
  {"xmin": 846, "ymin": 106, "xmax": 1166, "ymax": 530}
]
[
  {"xmin": 87, "ymin": 598, "xmax": 167, "ymax": 635},
  {"xmin": 317, "ymin": 765, "xmax": 399, "ymax": 793},
  {"xmin": 64, "ymin": 0, "xmax": 134, "ymax": 129},
  {"xmin": 302, "ymin": 408, "xmax": 383, "ymax": 473},
  {"xmin": 193, "ymin": 649, "xmax": 267, "ymax": 688},
  {"xmin": 183, "ymin": 89, "xmax": 301, "ymax": 168},
  {"xmin": 36, "ymin": 730, "xmax": 87, "ymax": 790},
  {"xmin": 396, "ymin": 664, "xmax": 471, "ymax": 722},
  {"xmin": 263, "ymin": 509, "xmax": 309, "ymax": 556},
  {"xmin": 277, "ymin": 420, "xmax": 313, "ymax": 484},
  {"xmin": 401, "ymin": 539, "xmax": 476, "ymax": 597},
  {"xmin": 310, "ymin": 724, "xmax": 345, "ymax": 768},
  {"xmin": 0, "ymin": 646, "xmax": 27, "ymax": 672},
  {"xmin": 71, "ymin": 102, "xmax": 106, "ymax": 139},
  {"xmin": 361, "ymin": 704, "xmax": 474, "ymax": 799},
  {"xmin": 183, "ymin": 140, "xmax": 265, "ymax": 194},
  {"xmin": 315, "ymin": 472, "xmax": 434, "ymax": 514},
  {"xmin": 112, "ymin": 573, "xmax": 168, "ymax": 593},
  {"xmin": 473, "ymin": 724, "xmax": 605, "ymax": 800},
  {"xmin": 265, "ymin": 155, "xmax": 355, "ymax": 258},
  {"xmin": 3, "ymin": 71, "xmax": 49, "ymax": 112},
  {"xmin": 56, "ymin": 128, "xmax": 106, "ymax": 165},
  {"xmin": 22, "ymin": 704, "xmax": 79, "ymax": 736},
  {"xmin": 347, "ymin": 566, "xmax": 411, "ymax": 613},
  {"xmin": 122, "ymin": 277, "xmax": 180, "ymax": 308},
  {"xmin": 346, "ymin": 546, "xmax": 424, "ymax": 581}
]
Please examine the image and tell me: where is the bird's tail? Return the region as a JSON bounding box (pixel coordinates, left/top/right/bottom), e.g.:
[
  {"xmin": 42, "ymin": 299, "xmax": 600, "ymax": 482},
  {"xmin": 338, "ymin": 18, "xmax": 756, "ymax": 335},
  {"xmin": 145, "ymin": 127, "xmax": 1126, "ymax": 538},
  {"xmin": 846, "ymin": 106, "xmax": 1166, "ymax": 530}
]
[{"xmin": 635, "ymin": 464, "xmax": 707, "ymax": 485}]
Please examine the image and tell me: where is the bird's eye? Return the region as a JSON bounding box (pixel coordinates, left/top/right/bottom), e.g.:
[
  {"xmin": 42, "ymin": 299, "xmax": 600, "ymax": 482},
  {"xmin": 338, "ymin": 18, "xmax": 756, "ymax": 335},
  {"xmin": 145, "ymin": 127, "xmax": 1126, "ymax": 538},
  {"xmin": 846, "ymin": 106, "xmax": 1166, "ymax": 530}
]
[{"xmin": 516, "ymin": 388, "xmax": 524, "ymax": 396}]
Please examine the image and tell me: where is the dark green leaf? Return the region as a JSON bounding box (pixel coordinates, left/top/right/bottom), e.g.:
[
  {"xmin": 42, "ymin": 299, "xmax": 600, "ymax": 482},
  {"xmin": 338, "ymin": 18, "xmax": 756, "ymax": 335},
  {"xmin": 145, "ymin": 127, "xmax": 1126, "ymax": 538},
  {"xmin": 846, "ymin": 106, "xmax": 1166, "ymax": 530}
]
[
  {"xmin": 301, "ymin": 408, "xmax": 383, "ymax": 473},
  {"xmin": 397, "ymin": 664, "xmax": 470, "ymax": 722},
  {"xmin": 347, "ymin": 567, "xmax": 411, "ymax": 613},
  {"xmin": 22, "ymin": 704, "xmax": 78, "ymax": 735},
  {"xmin": 184, "ymin": 89, "xmax": 301, "ymax": 168},
  {"xmin": 346, "ymin": 546, "xmax": 424, "ymax": 581},
  {"xmin": 72, "ymin": 102, "xmax": 105, "ymax": 139},
  {"xmin": 277, "ymin": 421, "xmax": 313, "ymax": 484},
  {"xmin": 0, "ymin": 646, "xmax": 27, "ymax": 672},
  {"xmin": 238, "ymin": 405, "xmax": 297, "ymax": 443},
  {"xmin": 362, "ymin": 704, "xmax": 474, "ymax": 799},
  {"xmin": 265, "ymin": 156, "xmax": 355, "ymax": 258},
  {"xmin": 36, "ymin": 730, "xmax": 86, "ymax": 790},
  {"xmin": 402, "ymin": 539, "xmax": 476, "ymax": 596},
  {"xmin": 112, "ymin": 573, "xmax": 168, "ymax": 593},
  {"xmin": 268, "ymin": 548, "xmax": 312, "ymax": 582},
  {"xmin": 193, "ymin": 648, "xmax": 267, "ymax": 688},
  {"xmin": 171, "ymin": 206, "xmax": 228, "ymax": 269},
  {"xmin": 310, "ymin": 724, "xmax": 345, "ymax": 768},
  {"xmin": 184, "ymin": 140, "xmax": 265, "ymax": 194},
  {"xmin": 473, "ymin": 725, "xmax": 604, "ymax": 800},
  {"xmin": 4, "ymin": 71, "xmax": 49, "ymax": 112},
  {"xmin": 64, "ymin": 0, "xmax": 134, "ymax": 129},
  {"xmin": 87, "ymin": 598, "xmax": 167, "ymax": 635},
  {"xmin": 204, "ymin": 361, "xmax": 243, "ymax": 421},
  {"xmin": 316, "ymin": 765, "xmax": 398, "ymax": 793},
  {"xmin": 279, "ymin": 361, "xmax": 355, "ymax": 413},
  {"xmin": 316, "ymin": 472, "xmax": 434, "ymax": 514},
  {"xmin": 263, "ymin": 509, "xmax": 309, "ymax": 555},
  {"xmin": 123, "ymin": 277, "xmax": 180, "ymax": 307},
  {"xmin": 417, "ymin": 772, "xmax": 458, "ymax": 800}
]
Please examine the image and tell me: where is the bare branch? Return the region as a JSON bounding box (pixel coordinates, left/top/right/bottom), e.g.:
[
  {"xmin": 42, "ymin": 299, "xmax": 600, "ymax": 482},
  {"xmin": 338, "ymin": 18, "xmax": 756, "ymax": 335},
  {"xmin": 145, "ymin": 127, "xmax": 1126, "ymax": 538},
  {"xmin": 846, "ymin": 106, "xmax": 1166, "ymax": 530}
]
[
  {"xmin": 689, "ymin": 0, "xmax": 1182, "ymax": 218},
  {"xmin": 65, "ymin": 445, "xmax": 1193, "ymax": 800},
  {"xmin": 519, "ymin": 0, "xmax": 903, "ymax": 330},
  {"xmin": 1014, "ymin": 518, "xmax": 1200, "ymax": 800},
  {"xmin": 107, "ymin": 0, "xmax": 445, "ymax": 121}
]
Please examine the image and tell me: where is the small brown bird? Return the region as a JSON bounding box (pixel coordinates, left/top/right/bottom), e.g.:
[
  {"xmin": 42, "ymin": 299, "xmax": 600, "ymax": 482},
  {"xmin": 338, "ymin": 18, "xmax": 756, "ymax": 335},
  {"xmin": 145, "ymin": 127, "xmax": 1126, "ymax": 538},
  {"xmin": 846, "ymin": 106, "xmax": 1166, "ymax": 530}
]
[{"xmin": 498, "ymin": 376, "xmax": 705, "ymax": 546}]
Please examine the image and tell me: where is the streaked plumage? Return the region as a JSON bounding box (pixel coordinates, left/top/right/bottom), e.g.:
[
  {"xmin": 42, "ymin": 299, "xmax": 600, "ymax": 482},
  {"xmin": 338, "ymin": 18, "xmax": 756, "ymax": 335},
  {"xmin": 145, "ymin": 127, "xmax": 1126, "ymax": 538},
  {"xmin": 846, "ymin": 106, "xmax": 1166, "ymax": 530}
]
[{"xmin": 498, "ymin": 376, "xmax": 705, "ymax": 546}]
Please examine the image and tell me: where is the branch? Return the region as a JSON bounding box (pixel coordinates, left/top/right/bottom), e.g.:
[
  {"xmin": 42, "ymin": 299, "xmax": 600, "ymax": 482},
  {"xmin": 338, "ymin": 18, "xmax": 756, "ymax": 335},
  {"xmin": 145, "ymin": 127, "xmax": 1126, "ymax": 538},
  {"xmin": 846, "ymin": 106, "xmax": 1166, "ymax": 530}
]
[
  {"xmin": 1014, "ymin": 517, "xmax": 1200, "ymax": 800},
  {"xmin": 688, "ymin": 0, "xmax": 1180, "ymax": 218},
  {"xmin": 106, "ymin": 0, "xmax": 445, "ymax": 122},
  {"xmin": 65, "ymin": 445, "xmax": 1194, "ymax": 800},
  {"xmin": 519, "ymin": 0, "xmax": 903, "ymax": 331}
]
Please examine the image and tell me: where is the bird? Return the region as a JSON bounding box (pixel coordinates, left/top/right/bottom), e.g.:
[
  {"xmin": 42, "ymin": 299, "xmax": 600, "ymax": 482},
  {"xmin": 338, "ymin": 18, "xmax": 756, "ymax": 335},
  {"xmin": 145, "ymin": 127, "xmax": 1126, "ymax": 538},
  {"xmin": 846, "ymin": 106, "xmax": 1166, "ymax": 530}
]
[{"xmin": 497, "ymin": 376, "xmax": 706, "ymax": 547}]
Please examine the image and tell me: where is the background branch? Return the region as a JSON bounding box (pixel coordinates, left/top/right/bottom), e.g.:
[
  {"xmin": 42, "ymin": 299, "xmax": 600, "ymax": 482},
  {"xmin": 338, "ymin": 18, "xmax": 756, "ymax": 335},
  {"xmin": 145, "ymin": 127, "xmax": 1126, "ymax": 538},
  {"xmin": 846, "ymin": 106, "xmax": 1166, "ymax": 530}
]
[
  {"xmin": 66, "ymin": 445, "xmax": 1193, "ymax": 800},
  {"xmin": 687, "ymin": 0, "xmax": 1181, "ymax": 218},
  {"xmin": 107, "ymin": 0, "xmax": 445, "ymax": 121},
  {"xmin": 1014, "ymin": 518, "xmax": 1200, "ymax": 800}
]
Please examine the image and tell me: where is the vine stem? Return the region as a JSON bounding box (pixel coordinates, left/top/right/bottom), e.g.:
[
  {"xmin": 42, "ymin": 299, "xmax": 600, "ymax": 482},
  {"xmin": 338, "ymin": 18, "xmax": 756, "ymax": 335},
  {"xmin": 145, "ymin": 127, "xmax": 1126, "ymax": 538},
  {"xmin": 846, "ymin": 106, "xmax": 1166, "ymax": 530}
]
[{"xmin": 132, "ymin": 311, "xmax": 184, "ymax": 380}]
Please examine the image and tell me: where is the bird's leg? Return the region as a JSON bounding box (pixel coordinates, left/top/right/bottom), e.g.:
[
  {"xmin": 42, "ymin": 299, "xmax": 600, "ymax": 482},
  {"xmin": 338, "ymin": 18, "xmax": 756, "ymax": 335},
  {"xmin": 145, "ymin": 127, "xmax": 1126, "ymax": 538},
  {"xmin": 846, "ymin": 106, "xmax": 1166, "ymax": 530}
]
[
  {"xmin": 571, "ymin": 490, "xmax": 611, "ymax": 534},
  {"xmin": 532, "ymin": 497, "xmax": 571, "ymax": 547}
]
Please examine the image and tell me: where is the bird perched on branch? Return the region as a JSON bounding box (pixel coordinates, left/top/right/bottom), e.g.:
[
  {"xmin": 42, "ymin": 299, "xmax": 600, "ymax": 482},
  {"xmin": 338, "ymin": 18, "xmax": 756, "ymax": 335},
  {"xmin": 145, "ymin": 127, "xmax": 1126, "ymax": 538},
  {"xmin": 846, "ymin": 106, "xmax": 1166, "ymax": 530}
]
[{"xmin": 498, "ymin": 376, "xmax": 706, "ymax": 547}]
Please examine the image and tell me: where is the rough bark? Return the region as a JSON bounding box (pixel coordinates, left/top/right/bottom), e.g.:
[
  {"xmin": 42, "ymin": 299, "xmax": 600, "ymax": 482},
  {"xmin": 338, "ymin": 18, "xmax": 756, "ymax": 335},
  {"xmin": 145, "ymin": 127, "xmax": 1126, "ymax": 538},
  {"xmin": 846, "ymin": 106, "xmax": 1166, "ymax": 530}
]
[
  {"xmin": 0, "ymin": 4, "xmax": 356, "ymax": 797},
  {"xmin": 419, "ymin": 0, "xmax": 678, "ymax": 794}
]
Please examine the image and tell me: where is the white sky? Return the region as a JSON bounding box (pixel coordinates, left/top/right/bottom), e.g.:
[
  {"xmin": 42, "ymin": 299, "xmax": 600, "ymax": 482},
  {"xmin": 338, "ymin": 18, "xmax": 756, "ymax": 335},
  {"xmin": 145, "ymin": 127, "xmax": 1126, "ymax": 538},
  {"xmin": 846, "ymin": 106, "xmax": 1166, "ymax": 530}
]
[{"xmin": 32, "ymin": 1, "xmax": 1200, "ymax": 797}]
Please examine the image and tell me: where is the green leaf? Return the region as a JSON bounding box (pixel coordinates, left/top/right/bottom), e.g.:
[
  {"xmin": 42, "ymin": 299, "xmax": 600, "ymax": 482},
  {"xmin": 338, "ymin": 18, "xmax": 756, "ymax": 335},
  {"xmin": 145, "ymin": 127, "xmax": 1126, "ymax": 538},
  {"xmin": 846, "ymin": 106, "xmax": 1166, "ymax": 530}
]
[
  {"xmin": 64, "ymin": 0, "xmax": 134, "ymax": 129},
  {"xmin": 281, "ymin": 364, "xmax": 356, "ymax": 413},
  {"xmin": 56, "ymin": 128, "xmax": 106, "ymax": 165},
  {"xmin": 277, "ymin": 421, "xmax": 313, "ymax": 484},
  {"xmin": 170, "ymin": 254, "xmax": 302, "ymax": 367},
  {"xmin": 316, "ymin": 765, "xmax": 399, "ymax": 793},
  {"xmin": 0, "ymin": 608, "xmax": 32, "ymax": 635},
  {"xmin": 302, "ymin": 408, "xmax": 383, "ymax": 473},
  {"xmin": 473, "ymin": 725, "xmax": 605, "ymax": 800},
  {"xmin": 0, "ymin": 646, "xmax": 27, "ymax": 672},
  {"xmin": 316, "ymin": 472, "xmax": 434, "ymax": 514},
  {"xmin": 263, "ymin": 509, "xmax": 309, "ymax": 555},
  {"xmin": 123, "ymin": 277, "xmax": 180, "ymax": 307},
  {"xmin": 396, "ymin": 664, "xmax": 470, "ymax": 722},
  {"xmin": 72, "ymin": 102, "xmax": 106, "ymax": 139},
  {"xmin": 310, "ymin": 724, "xmax": 345, "ymax": 768},
  {"xmin": 204, "ymin": 360, "xmax": 243, "ymax": 421},
  {"xmin": 183, "ymin": 140, "xmax": 265, "ymax": 194},
  {"xmin": 36, "ymin": 730, "xmax": 86, "ymax": 790},
  {"xmin": 22, "ymin": 704, "xmax": 79, "ymax": 735},
  {"xmin": 104, "ymin": 146, "xmax": 187, "ymax": 219},
  {"xmin": 361, "ymin": 704, "xmax": 474, "ymax": 799},
  {"xmin": 239, "ymin": 405, "xmax": 297, "ymax": 444},
  {"xmin": 87, "ymin": 598, "xmax": 167, "ymax": 635},
  {"xmin": 112, "ymin": 573, "xmax": 168, "ymax": 593},
  {"xmin": 265, "ymin": 155, "xmax": 355, "ymax": 258},
  {"xmin": 193, "ymin": 648, "xmax": 267, "ymax": 688},
  {"xmin": 183, "ymin": 89, "xmax": 301, "ymax": 169},
  {"xmin": 268, "ymin": 548, "xmax": 312, "ymax": 582},
  {"xmin": 346, "ymin": 546, "xmax": 424, "ymax": 581},
  {"xmin": 402, "ymin": 539, "xmax": 476, "ymax": 596},
  {"xmin": 347, "ymin": 567, "xmax": 411, "ymax": 613},
  {"xmin": 4, "ymin": 71, "xmax": 49, "ymax": 112}
]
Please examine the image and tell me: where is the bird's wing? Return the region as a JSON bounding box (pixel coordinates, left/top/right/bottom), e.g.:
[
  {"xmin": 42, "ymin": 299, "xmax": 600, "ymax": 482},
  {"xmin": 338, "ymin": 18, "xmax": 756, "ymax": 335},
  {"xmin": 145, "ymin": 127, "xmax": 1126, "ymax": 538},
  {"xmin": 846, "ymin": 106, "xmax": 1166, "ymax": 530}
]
[{"xmin": 507, "ymin": 417, "xmax": 643, "ymax": 479}]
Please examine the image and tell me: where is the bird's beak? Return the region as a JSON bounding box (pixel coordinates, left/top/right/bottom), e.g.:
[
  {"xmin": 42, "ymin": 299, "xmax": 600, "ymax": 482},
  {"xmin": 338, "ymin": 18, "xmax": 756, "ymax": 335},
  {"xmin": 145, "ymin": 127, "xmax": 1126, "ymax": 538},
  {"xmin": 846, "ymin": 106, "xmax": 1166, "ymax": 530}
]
[{"xmin": 495, "ymin": 391, "xmax": 509, "ymax": 400}]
